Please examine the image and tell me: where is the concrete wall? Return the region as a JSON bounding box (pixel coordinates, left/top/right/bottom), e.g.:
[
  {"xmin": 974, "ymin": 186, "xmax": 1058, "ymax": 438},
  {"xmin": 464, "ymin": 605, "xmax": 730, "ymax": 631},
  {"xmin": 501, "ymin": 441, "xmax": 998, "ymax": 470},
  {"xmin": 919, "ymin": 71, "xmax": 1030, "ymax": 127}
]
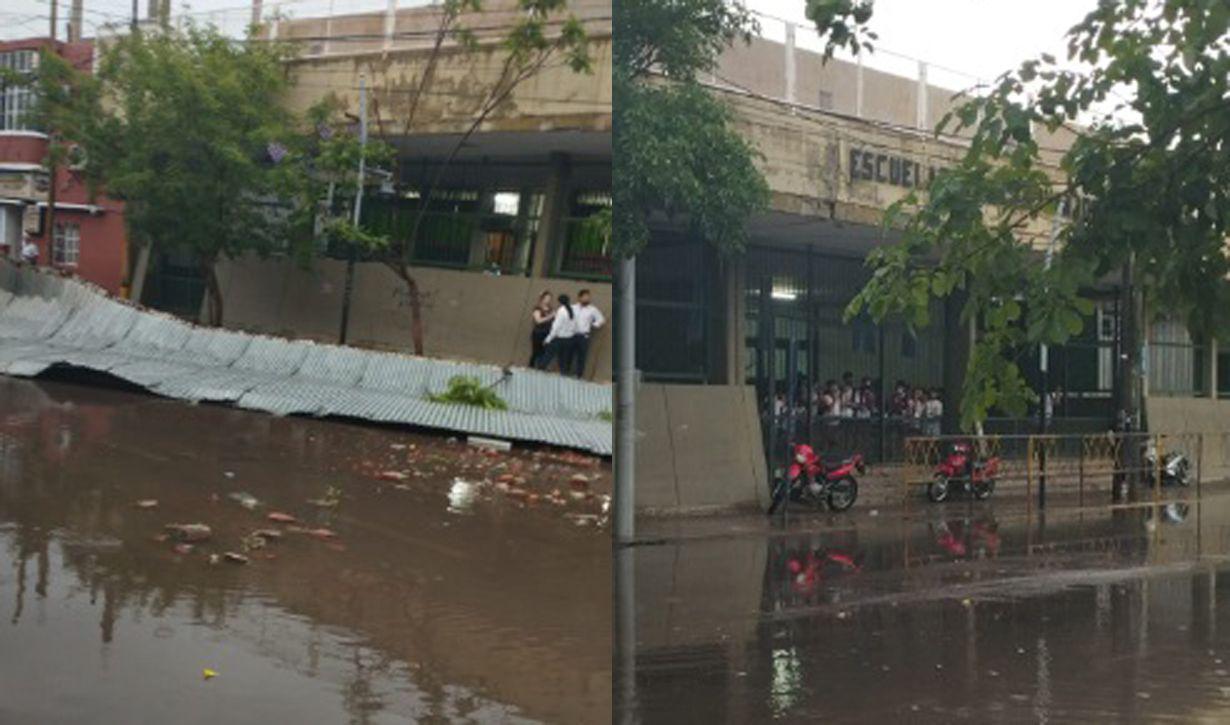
[
  {"xmin": 722, "ymin": 90, "xmax": 1062, "ymax": 249},
  {"xmin": 1147, "ymin": 397, "xmax": 1230, "ymax": 483},
  {"xmin": 635, "ymin": 384, "xmax": 769, "ymax": 514},
  {"xmin": 215, "ymin": 255, "xmax": 612, "ymax": 380},
  {"xmin": 275, "ymin": 0, "xmax": 611, "ymax": 138}
]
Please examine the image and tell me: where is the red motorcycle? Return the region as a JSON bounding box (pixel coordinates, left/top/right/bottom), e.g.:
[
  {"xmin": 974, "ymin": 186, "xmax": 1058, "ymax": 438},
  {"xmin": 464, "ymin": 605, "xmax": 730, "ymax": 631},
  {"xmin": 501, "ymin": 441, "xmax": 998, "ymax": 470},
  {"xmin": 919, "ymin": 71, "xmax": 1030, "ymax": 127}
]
[
  {"xmin": 927, "ymin": 440, "xmax": 1000, "ymax": 502},
  {"xmin": 768, "ymin": 443, "xmax": 865, "ymax": 514}
]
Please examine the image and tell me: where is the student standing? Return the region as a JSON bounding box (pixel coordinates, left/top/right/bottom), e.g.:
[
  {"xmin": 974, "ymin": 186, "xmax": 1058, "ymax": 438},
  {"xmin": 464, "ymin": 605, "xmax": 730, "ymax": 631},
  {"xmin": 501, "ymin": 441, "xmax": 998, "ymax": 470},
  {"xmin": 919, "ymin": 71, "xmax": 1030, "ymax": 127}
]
[
  {"xmin": 572, "ymin": 289, "xmax": 605, "ymax": 378},
  {"xmin": 529, "ymin": 290, "xmax": 554, "ymax": 367},
  {"xmin": 20, "ymin": 235, "xmax": 39, "ymax": 266},
  {"xmin": 538, "ymin": 294, "xmax": 580, "ymax": 373}
]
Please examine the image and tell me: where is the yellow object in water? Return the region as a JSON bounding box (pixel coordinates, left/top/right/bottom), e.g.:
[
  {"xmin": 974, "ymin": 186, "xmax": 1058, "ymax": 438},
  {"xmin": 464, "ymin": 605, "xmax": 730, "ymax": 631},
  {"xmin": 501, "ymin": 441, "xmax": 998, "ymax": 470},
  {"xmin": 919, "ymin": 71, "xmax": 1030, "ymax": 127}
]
[{"xmin": 203, "ymin": 669, "xmax": 218, "ymax": 680}]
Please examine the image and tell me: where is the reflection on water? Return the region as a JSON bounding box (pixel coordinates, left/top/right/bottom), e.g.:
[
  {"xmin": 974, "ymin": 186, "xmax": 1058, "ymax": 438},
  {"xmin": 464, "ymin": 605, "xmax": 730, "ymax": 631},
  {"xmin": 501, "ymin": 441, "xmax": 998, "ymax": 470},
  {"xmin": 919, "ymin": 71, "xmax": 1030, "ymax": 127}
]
[
  {"xmin": 625, "ymin": 494, "xmax": 1230, "ymax": 722},
  {"xmin": 0, "ymin": 378, "xmax": 610, "ymax": 724}
]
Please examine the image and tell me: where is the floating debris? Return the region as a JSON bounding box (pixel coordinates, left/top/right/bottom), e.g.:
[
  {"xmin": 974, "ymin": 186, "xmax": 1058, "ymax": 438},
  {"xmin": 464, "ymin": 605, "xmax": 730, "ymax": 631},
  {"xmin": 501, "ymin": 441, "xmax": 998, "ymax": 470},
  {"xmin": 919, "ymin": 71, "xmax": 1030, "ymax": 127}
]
[
  {"xmin": 165, "ymin": 523, "xmax": 212, "ymax": 542},
  {"xmin": 222, "ymin": 552, "xmax": 250, "ymax": 565},
  {"xmin": 266, "ymin": 512, "xmax": 297, "ymax": 524},
  {"xmin": 228, "ymin": 491, "xmax": 260, "ymax": 510},
  {"xmin": 135, "ymin": 499, "xmax": 159, "ymax": 509}
]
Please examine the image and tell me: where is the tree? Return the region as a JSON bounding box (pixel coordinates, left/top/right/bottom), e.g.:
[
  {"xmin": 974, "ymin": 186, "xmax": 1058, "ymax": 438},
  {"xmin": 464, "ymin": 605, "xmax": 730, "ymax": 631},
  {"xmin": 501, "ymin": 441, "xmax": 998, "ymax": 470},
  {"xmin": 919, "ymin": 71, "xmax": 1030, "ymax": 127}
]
[
  {"xmin": 835, "ymin": 1, "xmax": 1229, "ymax": 498},
  {"xmin": 346, "ymin": 0, "xmax": 592, "ymax": 356},
  {"xmin": 59, "ymin": 25, "xmax": 301, "ymax": 326},
  {"xmin": 612, "ymin": 0, "xmax": 770, "ymax": 257}
]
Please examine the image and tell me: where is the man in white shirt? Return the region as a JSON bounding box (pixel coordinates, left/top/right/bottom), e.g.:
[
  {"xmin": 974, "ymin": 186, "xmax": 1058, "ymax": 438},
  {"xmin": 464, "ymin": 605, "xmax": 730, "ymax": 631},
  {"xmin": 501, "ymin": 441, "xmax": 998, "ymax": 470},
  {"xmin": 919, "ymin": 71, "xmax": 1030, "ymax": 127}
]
[
  {"xmin": 20, "ymin": 235, "xmax": 38, "ymax": 266},
  {"xmin": 572, "ymin": 289, "xmax": 605, "ymax": 379}
]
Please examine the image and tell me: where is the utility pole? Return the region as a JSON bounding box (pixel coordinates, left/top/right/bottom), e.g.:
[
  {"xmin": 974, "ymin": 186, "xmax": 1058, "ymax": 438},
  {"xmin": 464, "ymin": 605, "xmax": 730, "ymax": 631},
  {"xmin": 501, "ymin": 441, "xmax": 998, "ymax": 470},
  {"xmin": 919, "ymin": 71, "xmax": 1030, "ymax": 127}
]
[
  {"xmin": 68, "ymin": 0, "xmax": 83, "ymax": 42},
  {"xmin": 132, "ymin": 0, "xmax": 139, "ymax": 30},
  {"xmin": 251, "ymin": 0, "xmax": 262, "ymax": 31},
  {"xmin": 338, "ymin": 73, "xmax": 367, "ymax": 345},
  {"xmin": 46, "ymin": 0, "xmax": 59, "ymax": 271},
  {"xmin": 614, "ymin": 254, "xmax": 636, "ymax": 543}
]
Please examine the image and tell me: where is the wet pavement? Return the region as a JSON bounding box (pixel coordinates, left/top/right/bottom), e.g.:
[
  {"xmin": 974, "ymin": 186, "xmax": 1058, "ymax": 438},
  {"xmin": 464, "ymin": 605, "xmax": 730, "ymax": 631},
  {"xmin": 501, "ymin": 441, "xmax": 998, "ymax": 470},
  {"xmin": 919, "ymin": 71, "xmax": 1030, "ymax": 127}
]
[
  {"xmin": 0, "ymin": 377, "xmax": 611, "ymax": 724},
  {"xmin": 619, "ymin": 488, "xmax": 1230, "ymax": 723}
]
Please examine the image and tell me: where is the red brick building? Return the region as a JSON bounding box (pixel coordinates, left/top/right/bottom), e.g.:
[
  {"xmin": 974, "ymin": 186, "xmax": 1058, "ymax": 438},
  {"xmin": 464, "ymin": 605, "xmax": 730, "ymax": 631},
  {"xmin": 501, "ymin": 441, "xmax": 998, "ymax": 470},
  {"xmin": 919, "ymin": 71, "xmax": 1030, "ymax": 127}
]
[{"xmin": 0, "ymin": 37, "xmax": 127, "ymax": 295}]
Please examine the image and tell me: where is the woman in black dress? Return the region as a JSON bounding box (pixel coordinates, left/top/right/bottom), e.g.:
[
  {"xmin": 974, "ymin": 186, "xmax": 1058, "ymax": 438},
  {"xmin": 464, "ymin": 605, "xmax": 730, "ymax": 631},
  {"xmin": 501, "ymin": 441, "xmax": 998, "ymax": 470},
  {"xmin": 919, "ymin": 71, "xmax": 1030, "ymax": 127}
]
[{"xmin": 529, "ymin": 290, "xmax": 554, "ymax": 367}]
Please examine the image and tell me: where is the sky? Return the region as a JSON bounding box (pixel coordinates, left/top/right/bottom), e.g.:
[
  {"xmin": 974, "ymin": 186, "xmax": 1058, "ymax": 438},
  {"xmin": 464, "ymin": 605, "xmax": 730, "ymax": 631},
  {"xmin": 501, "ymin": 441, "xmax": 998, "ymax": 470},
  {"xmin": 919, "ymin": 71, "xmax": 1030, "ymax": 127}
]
[
  {"xmin": 746, "ymin": 0, "xmax": 1101, "ymax": 92},
  {"xmin": 3, "ymin": 0, "xmax": 1099, "ymax": 88}
]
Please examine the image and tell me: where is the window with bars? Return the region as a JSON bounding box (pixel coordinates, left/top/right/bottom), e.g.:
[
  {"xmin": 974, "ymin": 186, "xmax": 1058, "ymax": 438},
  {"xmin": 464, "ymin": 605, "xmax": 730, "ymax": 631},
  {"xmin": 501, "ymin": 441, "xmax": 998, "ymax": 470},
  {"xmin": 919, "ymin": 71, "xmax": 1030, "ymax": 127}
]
[
  {"xmin": 53, "ymin": 223, "xmax": 79, "ymax": 267},
  {"xmin": 0, "ymin": 50, "xmax": 38, "ymax": 133},
  {"xmin": 556, "ymin": 191, "xmax": 612, "ymax": 280}
]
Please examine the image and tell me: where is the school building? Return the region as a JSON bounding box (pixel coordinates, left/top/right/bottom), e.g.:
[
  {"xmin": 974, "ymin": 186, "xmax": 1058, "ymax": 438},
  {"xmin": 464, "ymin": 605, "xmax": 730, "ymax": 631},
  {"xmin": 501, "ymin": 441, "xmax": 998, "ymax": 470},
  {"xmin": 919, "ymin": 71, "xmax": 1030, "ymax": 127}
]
[
  {"xmin": 633, "ymin": 23, "xmax": 1225, "ymax": 513},
  {"xmin": 186, "ymin": 0, "xmax": 614, "ymax": 379}
]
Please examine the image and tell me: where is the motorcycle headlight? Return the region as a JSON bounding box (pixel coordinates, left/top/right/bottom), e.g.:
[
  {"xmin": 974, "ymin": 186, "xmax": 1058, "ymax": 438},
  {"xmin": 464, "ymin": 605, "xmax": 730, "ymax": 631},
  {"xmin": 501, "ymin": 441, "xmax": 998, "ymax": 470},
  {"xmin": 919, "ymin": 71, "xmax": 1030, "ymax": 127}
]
[{"xmin": 796, "ymin": 453, "xmax": 807, "ymax": 464}]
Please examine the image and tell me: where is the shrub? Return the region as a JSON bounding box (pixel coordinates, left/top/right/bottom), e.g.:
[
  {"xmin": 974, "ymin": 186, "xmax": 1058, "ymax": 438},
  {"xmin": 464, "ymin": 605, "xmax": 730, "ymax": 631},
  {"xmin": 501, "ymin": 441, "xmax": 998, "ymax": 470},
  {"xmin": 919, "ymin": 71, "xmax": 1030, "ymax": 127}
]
[{"xmin": 428, "ymin": 376, "xmax": 509, "ymax": 411}]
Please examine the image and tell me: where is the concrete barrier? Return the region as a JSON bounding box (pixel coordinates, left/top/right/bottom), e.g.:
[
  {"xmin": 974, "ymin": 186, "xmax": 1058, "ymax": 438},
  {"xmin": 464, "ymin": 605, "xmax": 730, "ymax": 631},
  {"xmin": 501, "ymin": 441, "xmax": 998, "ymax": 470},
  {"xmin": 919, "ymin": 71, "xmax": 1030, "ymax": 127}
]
[{"xmin": 635, "ymin": 384, "xmax": 769, "ymax": 514}]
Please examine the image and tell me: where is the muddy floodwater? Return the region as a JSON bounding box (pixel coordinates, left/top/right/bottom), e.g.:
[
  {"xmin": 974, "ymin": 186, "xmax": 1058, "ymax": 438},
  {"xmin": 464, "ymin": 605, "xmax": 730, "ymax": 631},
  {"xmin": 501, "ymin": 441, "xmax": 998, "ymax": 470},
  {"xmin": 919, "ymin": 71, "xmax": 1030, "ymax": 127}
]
[
  {"xmin": 0, "ymin": 377, "xmax": 610, "ymax": 724},
  {"xmin": 621, "ymin": 491, "xmax": 1230, "ymax": 723}
]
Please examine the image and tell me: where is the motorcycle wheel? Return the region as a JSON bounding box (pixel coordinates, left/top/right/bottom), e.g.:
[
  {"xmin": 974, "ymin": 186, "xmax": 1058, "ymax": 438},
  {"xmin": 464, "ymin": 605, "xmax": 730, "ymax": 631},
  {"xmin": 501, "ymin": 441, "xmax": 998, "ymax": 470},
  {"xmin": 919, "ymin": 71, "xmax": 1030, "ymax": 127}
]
[
  {"xmin": 1176, "ymin": 460, "xmax": 1191, "ymax": 487},
  {"xmin": 766, "ymin": 478, "xmax": 789, "ymax": 515},
  {"xmin": 828, "ymin": 477, "xmax": 858, "ymax": 512},
  {"xmin": 927, "ymin": 475, "xmax": 950, "ymax": 503},
  {"xmin": 973, "ymin": 479, "xmax": 995, "ymax": 500}
]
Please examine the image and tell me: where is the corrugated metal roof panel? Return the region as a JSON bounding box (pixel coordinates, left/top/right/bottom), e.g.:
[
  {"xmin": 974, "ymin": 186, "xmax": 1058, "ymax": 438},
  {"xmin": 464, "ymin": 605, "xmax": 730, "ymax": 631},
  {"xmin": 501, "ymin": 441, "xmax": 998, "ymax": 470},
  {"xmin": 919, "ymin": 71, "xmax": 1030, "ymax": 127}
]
[{"xmin": 0, "ymin": 263, "xmax": 611, "ymax": 454}]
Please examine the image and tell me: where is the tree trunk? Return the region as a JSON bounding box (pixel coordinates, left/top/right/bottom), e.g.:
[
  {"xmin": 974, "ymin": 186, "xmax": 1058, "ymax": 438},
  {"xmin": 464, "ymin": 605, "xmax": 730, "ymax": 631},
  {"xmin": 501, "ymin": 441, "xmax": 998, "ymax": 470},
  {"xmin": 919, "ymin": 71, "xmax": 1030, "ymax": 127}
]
[
  {"xmin": 201, "ymin": 257, "xmax": 223, "ymax": 327},
  {"xmin": 942, "ymin": 289, "xmax": 970, "ymax": 434},
  {"xmin": 394, "ymin": 265, "xmax": 425, "ymax": 355},
  {"xmin": 1115, "ymin": 255, "xmax": 1143, "ymax": 502}
]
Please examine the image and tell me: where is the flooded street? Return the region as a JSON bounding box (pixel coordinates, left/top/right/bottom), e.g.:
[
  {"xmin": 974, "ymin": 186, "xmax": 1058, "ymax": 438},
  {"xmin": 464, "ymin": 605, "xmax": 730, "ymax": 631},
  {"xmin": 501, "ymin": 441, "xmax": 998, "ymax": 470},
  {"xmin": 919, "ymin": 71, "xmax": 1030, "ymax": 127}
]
[
  {"xmin": 621, "ymin": 491, "xmax": 1230, "ymax": 723},
  {"xmin": 0, "ymin": 377, "xmax": 611, "ymax": 725}
]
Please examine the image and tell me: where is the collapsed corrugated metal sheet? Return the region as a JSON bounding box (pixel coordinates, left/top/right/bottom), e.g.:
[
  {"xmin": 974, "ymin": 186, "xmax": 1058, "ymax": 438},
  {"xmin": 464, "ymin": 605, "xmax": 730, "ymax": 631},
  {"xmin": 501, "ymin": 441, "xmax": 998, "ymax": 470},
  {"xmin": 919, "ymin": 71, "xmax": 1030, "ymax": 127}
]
[{"xmin": 0, "ymin": 263, "xmax": 613, "ymax": 455}]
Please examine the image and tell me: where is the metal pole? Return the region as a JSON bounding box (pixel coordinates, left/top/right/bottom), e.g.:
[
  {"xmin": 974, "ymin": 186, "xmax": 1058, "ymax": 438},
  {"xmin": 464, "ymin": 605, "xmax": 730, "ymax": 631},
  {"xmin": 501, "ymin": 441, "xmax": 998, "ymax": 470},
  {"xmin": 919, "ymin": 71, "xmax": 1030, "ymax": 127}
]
[
  {"xmin": 1037, "ymin": 198, "xmax": 1066, "ymax": 508},
  {"xmin": 614, "ymin": 544, "xmax": 637, "ymax": 724},
  {"xmin": 132, "ymin": 0, "xmax": 139, "ymax": 30},
  {"xmin": 338, "ymin": 74, "xmax": 367, "ymax": 345},
  {"xmin": 614, "ymin": 255, "xmax": 636, "ymax": 543}
]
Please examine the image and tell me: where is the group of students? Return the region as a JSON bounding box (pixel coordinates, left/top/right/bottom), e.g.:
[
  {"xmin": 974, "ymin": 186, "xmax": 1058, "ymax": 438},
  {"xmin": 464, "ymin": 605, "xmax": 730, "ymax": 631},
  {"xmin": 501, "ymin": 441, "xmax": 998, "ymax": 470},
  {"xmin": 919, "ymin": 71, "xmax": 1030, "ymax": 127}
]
[
  {"xmin": 529, "ymin": 288, "xmax": 605, "ymax": 378},
  {"xmin": 774, "ymin": 373, "xmax": 945, "ymax": 431}
]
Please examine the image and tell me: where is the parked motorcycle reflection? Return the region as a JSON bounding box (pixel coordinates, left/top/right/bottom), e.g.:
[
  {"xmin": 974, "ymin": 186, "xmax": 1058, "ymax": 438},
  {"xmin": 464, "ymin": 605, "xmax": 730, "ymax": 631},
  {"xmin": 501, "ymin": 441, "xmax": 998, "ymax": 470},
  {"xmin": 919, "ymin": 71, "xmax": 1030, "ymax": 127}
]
[
  {"xmin": 930, "ymin": 515, "xmax": 1002, "ymax": 560},
  {"xmin": 767, "ymin": 534, "xmax": 863, "ymax": 608}
]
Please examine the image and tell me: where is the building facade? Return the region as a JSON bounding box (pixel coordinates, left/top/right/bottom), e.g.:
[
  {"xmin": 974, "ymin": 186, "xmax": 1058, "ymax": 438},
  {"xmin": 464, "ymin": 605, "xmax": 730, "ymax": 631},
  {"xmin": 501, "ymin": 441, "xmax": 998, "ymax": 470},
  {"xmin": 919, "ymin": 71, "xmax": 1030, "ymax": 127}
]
[
  {"xmin": 0, "ymin": 38, "xmax": 128, "ymax": 295},
  {"xmin": 634, "ymin": 29, "xmax": 1220, "ymax": 513},
  {"xmin": 203, "ymin": 0, "xmax": 614, "ymax": 378}
]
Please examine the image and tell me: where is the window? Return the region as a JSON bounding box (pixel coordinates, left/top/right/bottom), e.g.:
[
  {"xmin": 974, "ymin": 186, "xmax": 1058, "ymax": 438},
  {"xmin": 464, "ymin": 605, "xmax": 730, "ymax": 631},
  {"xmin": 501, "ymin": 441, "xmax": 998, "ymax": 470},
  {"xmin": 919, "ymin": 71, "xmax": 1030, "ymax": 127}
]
[
  {"xmin": 53, "ymin": 223, "xmax": 79, "ymax": 267},
  {"xmin": 356, "ymin": 189, "xmax": 543, "ymax": 274},
  {"xmin": 556, "ymin": 191, "xmax": 612, "ymax": 279},
  {"xmin": 0, "ymin": 50, "xmax": 38, "ymax": 133}
]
